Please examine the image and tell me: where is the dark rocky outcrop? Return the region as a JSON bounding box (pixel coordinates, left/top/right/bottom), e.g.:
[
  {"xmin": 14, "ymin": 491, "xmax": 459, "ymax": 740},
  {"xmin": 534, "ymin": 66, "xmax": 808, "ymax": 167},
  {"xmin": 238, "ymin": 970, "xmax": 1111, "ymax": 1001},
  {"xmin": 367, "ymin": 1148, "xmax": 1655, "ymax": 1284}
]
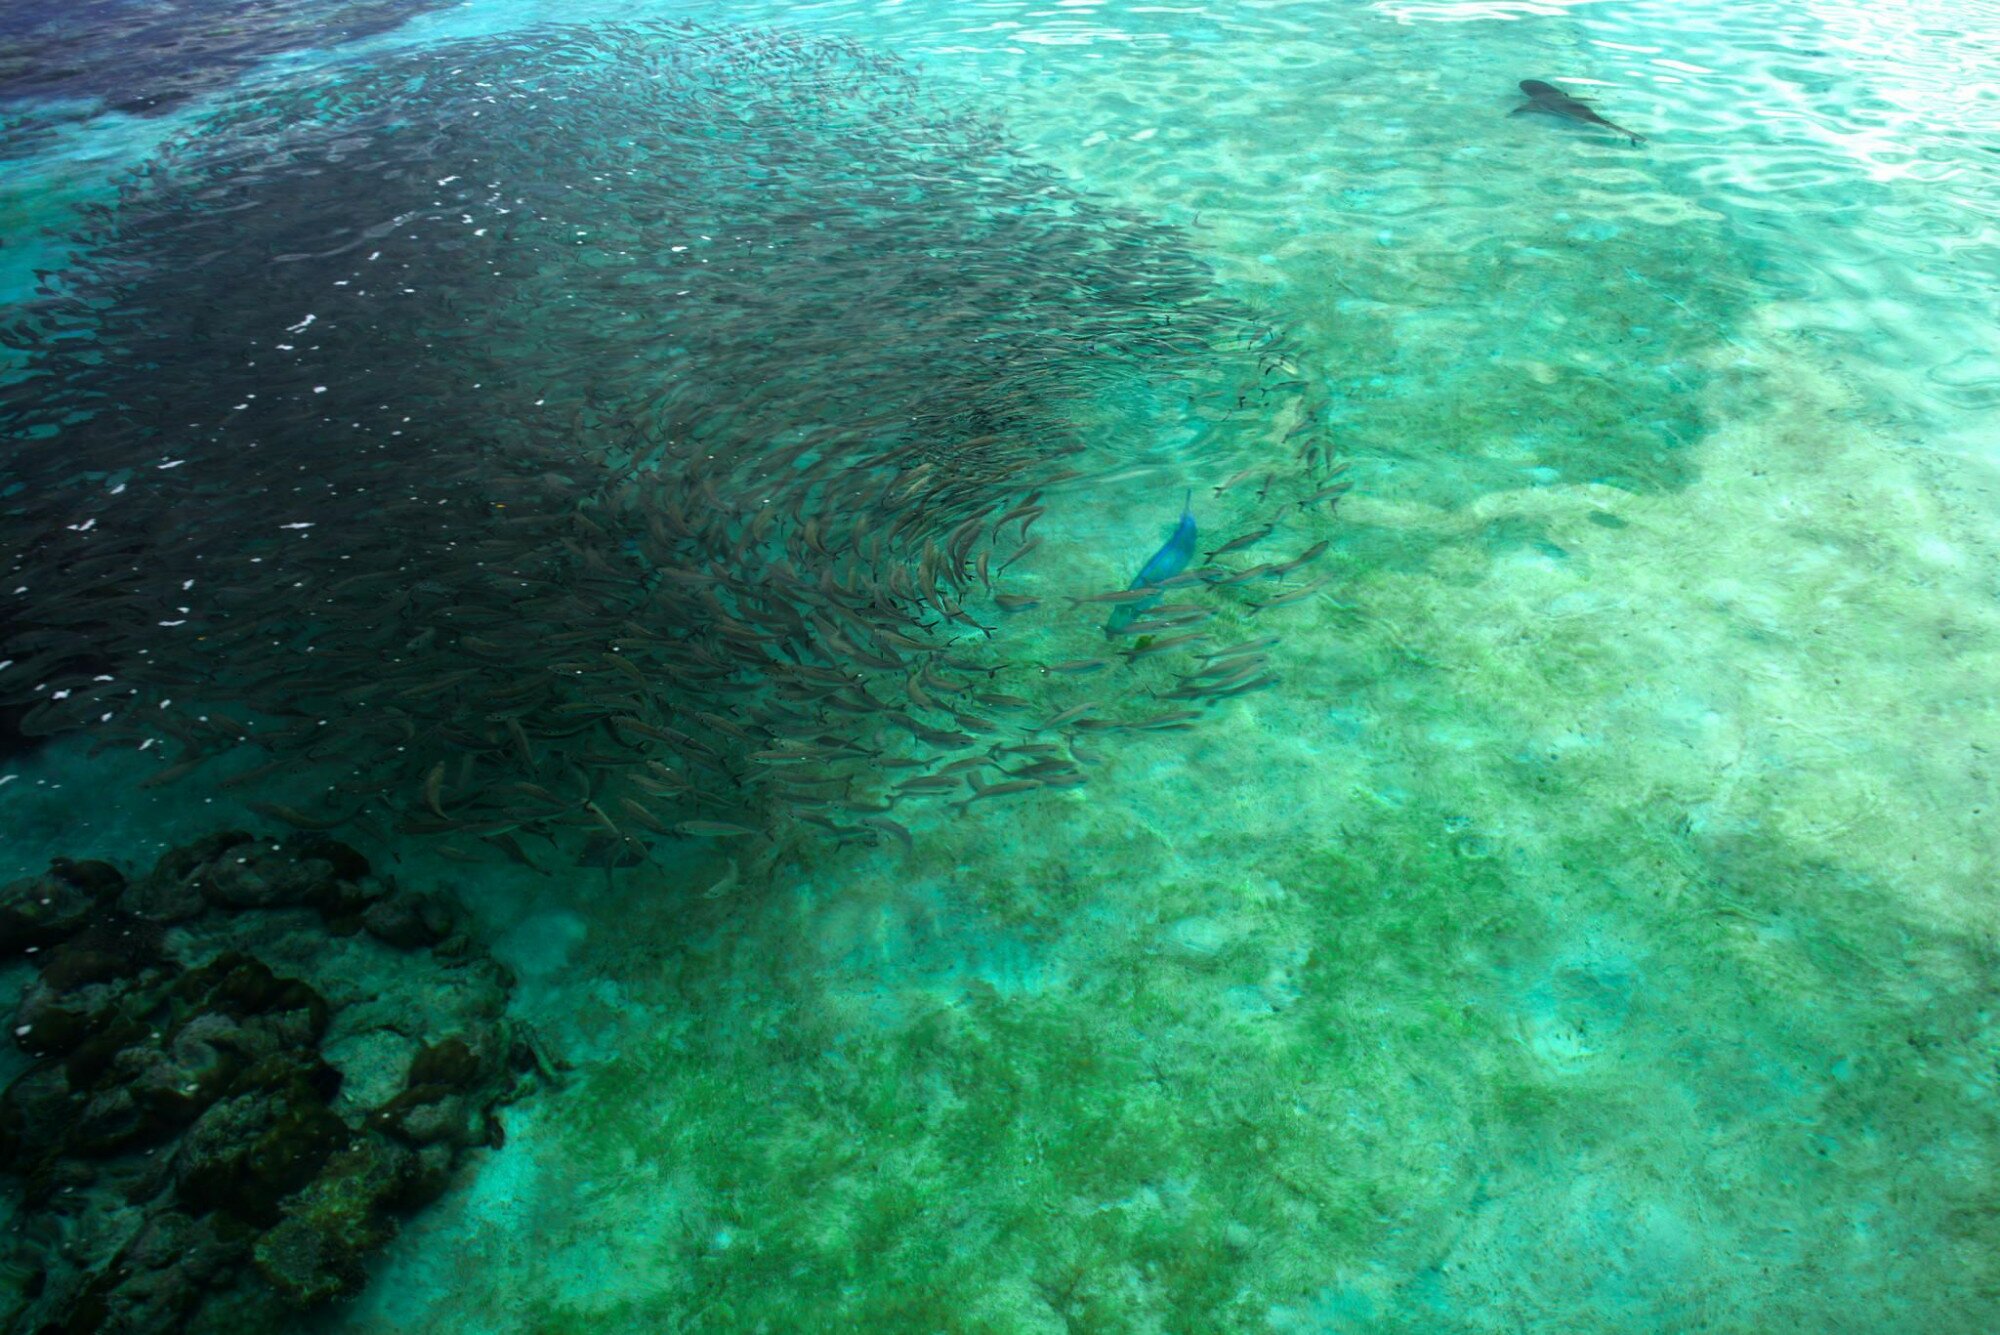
[{"xmin": 0, "ymin": 834, "xmax": 560, "ymax": 1332}]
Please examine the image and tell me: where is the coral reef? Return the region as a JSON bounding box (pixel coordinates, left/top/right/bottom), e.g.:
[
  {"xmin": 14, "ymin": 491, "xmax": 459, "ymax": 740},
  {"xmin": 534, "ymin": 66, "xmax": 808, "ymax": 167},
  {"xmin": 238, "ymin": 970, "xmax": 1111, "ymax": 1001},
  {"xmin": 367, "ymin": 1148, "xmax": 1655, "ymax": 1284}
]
[{"xmin": 0, "ymin": 834, "xmax": 556, "ymax": 1331}]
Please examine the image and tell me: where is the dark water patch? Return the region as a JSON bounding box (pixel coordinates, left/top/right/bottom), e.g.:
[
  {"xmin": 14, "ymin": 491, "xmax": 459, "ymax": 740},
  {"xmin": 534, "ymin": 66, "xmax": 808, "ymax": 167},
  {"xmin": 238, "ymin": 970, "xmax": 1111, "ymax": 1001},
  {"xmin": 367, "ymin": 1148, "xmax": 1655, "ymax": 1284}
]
[
  {"xmin": 1287, "ymin": 210, "xmax": 1754, "ymax": 515},
  {"xmin": 0, "ymin": 22, "xmax": 1335, "ymax": 867},
  {"xmin": 0, "ymin": 0, "xmax": 456, "ymax": 156}
]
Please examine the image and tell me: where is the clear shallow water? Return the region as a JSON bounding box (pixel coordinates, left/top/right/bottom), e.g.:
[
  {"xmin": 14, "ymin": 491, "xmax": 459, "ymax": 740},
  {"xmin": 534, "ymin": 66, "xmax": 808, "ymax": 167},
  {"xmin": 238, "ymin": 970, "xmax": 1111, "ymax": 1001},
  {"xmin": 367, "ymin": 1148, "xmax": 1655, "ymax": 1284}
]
[{"xmin": 2, "ymin": 0, "xmax": 1998, "ymax": 1331}]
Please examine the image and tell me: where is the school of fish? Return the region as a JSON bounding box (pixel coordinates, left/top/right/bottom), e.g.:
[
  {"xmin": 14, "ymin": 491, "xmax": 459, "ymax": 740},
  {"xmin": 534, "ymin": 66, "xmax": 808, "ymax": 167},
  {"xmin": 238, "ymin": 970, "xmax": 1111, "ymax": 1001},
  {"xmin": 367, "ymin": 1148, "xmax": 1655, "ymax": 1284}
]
[{"xmin": 0, "ymin": 21, "xmax": 1350, "ymax": 866}]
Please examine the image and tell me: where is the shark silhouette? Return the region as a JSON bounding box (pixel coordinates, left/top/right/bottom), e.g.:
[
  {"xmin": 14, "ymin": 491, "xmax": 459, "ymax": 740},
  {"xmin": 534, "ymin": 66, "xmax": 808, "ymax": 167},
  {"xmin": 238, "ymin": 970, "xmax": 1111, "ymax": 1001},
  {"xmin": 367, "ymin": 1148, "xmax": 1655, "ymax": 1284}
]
[{"xmin": 1513, "ymin": 79, "xmax": 1645, "ymax": 147}]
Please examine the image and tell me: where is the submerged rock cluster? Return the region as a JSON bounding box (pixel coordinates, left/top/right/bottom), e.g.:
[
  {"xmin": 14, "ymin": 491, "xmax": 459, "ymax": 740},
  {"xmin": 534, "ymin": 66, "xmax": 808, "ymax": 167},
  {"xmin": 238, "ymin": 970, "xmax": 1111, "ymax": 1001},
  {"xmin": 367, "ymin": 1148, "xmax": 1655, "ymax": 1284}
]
[{"xmin": 0, "ymin": 836, "xmax": 555, "ymax": 1331}]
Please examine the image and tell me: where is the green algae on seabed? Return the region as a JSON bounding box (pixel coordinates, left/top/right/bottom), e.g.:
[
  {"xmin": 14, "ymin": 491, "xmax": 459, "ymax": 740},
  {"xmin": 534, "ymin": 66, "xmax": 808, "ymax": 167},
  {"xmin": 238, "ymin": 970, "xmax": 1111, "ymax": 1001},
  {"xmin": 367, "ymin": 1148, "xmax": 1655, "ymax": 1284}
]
[
  {"xmin": 335, "ymin": 317, "xmax": 2000, "ymax": 1332},
  {"xmin": 427, "ymin": 789, "xmax": 2000, "ymax": 1329}
]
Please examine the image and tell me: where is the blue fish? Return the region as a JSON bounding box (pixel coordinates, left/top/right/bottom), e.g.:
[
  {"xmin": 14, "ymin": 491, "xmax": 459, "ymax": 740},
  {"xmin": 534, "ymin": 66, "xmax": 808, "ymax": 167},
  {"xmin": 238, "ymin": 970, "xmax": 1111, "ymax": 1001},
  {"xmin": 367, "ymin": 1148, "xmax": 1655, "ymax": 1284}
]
[
  {"xmin": 1136, "ymin": 490, "xmax": 1197, "ymax": 585},
  {"xmin": 1107, "ymin": 491, "xmax": 1196, "ymax": 636}
]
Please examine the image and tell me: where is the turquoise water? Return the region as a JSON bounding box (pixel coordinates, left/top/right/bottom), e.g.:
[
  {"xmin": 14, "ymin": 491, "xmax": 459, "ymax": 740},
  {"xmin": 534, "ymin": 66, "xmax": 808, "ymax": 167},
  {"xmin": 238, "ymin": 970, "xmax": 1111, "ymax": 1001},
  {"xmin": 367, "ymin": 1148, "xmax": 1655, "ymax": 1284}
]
[{"xmin": 3, "ymin": 0, "xmax": 1999, "ymax": 1330}]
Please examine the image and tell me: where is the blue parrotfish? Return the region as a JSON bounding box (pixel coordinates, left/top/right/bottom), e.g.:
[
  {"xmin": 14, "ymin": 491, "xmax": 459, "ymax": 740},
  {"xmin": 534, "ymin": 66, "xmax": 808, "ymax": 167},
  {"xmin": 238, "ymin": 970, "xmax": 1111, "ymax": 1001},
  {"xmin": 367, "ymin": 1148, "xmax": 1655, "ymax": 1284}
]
[{"xmin": 1106, "ymin": 491, "xmax": 1196, "ymax": 636}]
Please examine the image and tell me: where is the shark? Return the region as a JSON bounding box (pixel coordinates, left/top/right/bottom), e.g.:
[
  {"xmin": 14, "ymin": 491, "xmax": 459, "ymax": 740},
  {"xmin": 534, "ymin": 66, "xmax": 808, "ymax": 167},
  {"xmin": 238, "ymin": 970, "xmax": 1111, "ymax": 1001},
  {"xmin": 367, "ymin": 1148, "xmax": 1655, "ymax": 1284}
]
[{"xmin": 1512, "ymin": 79, "xmax": 1646, "ymax": 147}]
